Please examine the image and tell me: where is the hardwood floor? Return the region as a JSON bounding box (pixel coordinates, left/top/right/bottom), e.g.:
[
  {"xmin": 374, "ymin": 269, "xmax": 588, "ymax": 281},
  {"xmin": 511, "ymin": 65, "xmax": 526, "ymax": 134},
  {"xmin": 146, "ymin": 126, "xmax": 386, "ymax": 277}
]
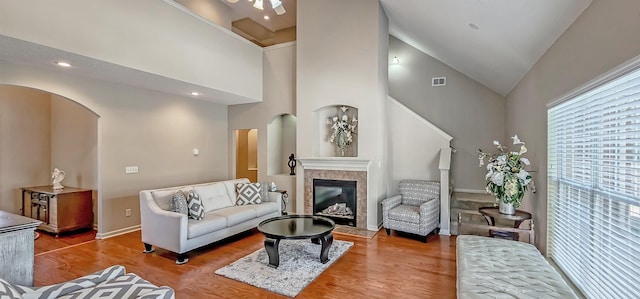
[
  {"xmin": 34, "ymin": 229, "xmax": 457, "ymax": 298},
  {"xmin": 34, "ymin": 228, "xmax": 97, "ymax": 255}
]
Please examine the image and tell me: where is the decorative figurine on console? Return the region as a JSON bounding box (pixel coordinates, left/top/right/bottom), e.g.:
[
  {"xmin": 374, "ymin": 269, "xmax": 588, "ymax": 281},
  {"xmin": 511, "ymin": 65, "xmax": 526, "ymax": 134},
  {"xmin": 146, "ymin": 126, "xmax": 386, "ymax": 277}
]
[
  {"xmin": 288, "ymin": 153, "xmax": 297, "ymax": 175},
  {"xmin": 51, "ymin": 168, "xmax": 65, "ymax": 190}
]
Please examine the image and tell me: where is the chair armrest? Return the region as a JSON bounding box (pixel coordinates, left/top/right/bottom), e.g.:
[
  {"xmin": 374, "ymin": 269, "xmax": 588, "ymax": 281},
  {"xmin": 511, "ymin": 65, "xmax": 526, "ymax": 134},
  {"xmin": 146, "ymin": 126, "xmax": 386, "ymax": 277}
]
[
  {"xmin": 419, "ymin": 197, "xmax": 440, "ymax": 225},
  {"xmin": 382, "ymin": 194, "xmax": 402, "ymax": 223},
  {"xmin": 382, "ymin": 195, "xmax": 402, "ymax": 208},
  {"xmin": 15, "ymin": 265, "xmax": 126, "ymax": 298},
  {"xmin": 139, "ymin": 192, "xmax": 188, "ymax": 253}
]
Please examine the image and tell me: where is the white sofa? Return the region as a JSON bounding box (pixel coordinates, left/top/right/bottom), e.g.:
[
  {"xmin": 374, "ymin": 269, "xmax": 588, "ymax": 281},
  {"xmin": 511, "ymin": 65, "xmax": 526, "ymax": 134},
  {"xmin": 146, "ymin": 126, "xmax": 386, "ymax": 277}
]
[{"xmin": 140, "ymin": 178, "xmax": 281, "ymax": 264}]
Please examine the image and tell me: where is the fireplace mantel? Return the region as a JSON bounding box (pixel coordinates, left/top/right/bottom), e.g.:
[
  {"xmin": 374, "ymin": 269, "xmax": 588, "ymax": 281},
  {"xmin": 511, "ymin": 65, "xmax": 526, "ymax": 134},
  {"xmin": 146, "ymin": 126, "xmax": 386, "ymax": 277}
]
[{"xmin": 298, "ymin": 157, "xmax": 370, "ymax": 172}]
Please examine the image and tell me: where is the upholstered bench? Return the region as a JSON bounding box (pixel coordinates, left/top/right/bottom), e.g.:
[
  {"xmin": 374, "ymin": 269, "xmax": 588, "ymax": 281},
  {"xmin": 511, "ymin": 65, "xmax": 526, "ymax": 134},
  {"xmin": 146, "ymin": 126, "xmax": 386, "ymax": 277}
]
[{"xmin": 456, "ymin": 235, "xmax": 578, "ymax": 298}]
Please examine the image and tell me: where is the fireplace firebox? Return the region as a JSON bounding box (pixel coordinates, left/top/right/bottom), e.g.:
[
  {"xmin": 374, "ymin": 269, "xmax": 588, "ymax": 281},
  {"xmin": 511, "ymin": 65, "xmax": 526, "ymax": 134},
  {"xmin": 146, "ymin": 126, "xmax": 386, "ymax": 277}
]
[{"xmin": 313, "ymin": 179, "xmax": 357, "ymax": 226}]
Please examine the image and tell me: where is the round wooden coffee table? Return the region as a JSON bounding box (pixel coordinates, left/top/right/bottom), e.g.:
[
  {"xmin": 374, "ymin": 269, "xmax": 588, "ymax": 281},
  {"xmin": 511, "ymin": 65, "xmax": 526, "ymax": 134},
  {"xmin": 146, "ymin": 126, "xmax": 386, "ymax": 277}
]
[{"xmin": 257, "ymin": 215, "xmax": 335, "ymax": 268}]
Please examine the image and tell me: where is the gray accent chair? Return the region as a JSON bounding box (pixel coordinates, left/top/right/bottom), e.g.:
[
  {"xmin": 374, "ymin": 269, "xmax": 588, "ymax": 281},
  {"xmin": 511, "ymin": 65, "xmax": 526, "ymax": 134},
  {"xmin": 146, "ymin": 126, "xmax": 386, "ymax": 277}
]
[{"xmin": 382, "ymin": 180, "xmax": 440, "ymax": 242}]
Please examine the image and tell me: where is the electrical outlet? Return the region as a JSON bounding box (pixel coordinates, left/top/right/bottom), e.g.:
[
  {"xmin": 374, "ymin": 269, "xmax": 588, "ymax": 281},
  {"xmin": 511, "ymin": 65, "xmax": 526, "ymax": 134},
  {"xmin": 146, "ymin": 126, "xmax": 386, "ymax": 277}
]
[
  {"xmin": 125, "ymin": 166, "xmax": 138, "ymax": 174},
  {"xmin": 125, "ymin": 208, "xmax": 132, "ymax": 217}
]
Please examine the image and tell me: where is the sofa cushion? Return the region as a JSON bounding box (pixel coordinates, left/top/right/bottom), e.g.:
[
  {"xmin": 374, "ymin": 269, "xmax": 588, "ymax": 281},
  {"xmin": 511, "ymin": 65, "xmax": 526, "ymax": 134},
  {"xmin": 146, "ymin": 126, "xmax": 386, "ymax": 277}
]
[
  {"xmin": 187, "ymin": 214, "xmax": 227, "ymax": 239},
  {"xmin": 252, "ymin": 202, "xmax": 280, "ymax": 217},
  {"xmin": 210, "ymin": 205, "xmax": 257, "ymax": 227},
  {"xmin": 172, "ymin": 190, "xmax": 188, "ymax": 216},
  {"xmin": 399, "ymin": 180, "xmax": 439, "ymax": 206},
  {"xmin": 187, "ymin": 190, "xmax": 204, "ymax": 220},
  {"xmin": 151, "ymin": 187, "xmax": 194, "ymax": 211},
  {"xmin": 235, "ymin": 182, "xmax": 262, "ymax": 205},
  {"xmin": 222, "ymin": 178, "xmax": 250, "ymax": 204},
  {"xmin": 194, "ymin": 183, "xmax": 233, "ymax": 213},
  {"xmin": 389, "ymin": 204, "xmax": 420, "ymax": 224}
]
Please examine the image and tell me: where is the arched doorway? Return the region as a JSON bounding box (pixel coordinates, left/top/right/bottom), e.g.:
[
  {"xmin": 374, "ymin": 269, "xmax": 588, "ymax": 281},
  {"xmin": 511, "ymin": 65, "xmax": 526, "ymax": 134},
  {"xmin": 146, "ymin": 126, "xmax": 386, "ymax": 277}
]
[{"xmin": 0, "ymin": 85, "xmax": 99, "ymax": 232}]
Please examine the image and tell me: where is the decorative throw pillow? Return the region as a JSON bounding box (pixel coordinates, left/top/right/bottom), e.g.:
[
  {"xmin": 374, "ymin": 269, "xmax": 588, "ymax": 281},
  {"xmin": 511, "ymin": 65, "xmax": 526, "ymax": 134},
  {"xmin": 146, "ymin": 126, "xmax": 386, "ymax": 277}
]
[
  {"xmin": 259, "ymin": 182, "xmax": 270, "ymax": 202},
  {"xmin": 187, "ymin": 190, "xmax": 204, "ymax": 220},
  {"xmin": 0, "ymin": 278, "xmax": 21, "ymax": 299},
  {"xmin": 236, "ymin": 182, "xmax": 262, "ymax": 205},
  {"xmin": 172, "ymin": 190, "xmax": 188, "ymax": 216}
]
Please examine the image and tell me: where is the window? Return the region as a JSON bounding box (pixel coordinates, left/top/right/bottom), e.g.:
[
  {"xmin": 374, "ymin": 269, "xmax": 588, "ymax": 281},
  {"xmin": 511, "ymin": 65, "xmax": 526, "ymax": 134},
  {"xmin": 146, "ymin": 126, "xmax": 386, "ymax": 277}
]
[{"xmin": 548, "ymin": 65, "xmax": 640, "ymax": 298}]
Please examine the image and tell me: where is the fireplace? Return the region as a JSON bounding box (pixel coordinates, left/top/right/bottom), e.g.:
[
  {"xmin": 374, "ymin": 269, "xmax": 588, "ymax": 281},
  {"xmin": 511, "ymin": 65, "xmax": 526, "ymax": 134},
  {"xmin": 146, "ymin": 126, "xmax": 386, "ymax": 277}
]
[{"xmin": 313, "ymin": 179, "xmax": 357, "ymax": 227}]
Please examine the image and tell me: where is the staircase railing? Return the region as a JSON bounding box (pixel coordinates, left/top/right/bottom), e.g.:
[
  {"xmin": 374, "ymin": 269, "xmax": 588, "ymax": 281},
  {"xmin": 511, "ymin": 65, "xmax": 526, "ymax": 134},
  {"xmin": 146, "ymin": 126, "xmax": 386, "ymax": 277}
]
[{"xmin": 439, "ymin": 147, "xmax": 452, "ymax": 235}]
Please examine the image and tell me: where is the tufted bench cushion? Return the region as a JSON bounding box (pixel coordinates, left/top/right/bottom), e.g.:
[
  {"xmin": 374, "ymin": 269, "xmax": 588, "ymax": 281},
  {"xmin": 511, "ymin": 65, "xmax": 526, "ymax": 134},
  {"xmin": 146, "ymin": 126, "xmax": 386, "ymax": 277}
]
[{"xmin": 456, "ymin": 235, "xmax": 578, "ymax": 298}]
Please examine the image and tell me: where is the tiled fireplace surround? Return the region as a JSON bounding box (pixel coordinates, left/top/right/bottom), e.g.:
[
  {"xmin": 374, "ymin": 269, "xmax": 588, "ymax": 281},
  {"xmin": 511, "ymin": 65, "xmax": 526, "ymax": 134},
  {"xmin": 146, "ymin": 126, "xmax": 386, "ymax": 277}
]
[{"xmin": 300, "ymin": 159, "xmax": 370, "ymax": 230}]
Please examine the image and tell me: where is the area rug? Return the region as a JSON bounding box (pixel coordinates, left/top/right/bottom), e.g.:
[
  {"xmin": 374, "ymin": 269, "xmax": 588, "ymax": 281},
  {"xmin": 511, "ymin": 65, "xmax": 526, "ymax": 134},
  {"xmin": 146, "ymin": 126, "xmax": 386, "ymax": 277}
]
[{"xmin": 215, "ymin": 239, "xmax": 354, "ymax": 297}]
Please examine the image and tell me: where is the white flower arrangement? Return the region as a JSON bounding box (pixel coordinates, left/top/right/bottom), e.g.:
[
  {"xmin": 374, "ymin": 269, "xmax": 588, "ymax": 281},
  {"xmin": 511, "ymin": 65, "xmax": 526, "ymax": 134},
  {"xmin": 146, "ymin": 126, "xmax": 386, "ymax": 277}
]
[
  {"xmin": 329, "ymin": 106, "xmax": 358, "ymax": 155},
  {"xmin": 477, "ymin": 135, "xmax": 535, "ymax": 208}
]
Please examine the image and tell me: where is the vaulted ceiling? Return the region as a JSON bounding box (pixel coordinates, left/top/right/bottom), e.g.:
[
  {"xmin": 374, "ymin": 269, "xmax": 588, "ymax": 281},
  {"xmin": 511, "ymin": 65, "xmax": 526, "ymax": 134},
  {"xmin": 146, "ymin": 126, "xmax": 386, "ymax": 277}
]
[
  {"xmin": 214, "ymin": 0, "xmax": 592, "ymax": 95},
  {"xmin": 380, "ymin": 0, "xmax": 592, "ymax": 95}
]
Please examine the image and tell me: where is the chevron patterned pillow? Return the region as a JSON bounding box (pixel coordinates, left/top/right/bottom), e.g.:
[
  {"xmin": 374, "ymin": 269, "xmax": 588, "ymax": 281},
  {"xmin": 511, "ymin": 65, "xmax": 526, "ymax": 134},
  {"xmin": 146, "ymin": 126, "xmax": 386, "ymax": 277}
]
[
  {"xmin": 236, "ymin": 182, "xmax": 262, "ymax": 205},
  {"xmin": 0, "ymin": 278, "xmax": 20, "ymax": 299},
  {"xmin": 187, "ymin": 190, "xmax": 204, "ymax": 220}
]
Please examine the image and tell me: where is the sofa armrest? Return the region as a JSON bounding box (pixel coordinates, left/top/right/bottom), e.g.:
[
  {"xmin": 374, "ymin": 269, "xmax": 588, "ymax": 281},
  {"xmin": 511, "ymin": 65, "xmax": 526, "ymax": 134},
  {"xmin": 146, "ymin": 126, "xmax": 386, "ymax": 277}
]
[
  {"xmin": 267, "ymin": 191, "xmax": 283, "ymax": 202},
  {"xmin": 139, "ymin": 191, "xmax": 188, "ymax": 253}
]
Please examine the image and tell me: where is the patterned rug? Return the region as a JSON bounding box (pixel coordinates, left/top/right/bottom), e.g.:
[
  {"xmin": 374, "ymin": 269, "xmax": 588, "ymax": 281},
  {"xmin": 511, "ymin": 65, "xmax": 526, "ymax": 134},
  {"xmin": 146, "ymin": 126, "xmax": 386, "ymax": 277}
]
[{"xmin": 215, "ymin": 239, "xmax": 354, "ymax": 297}]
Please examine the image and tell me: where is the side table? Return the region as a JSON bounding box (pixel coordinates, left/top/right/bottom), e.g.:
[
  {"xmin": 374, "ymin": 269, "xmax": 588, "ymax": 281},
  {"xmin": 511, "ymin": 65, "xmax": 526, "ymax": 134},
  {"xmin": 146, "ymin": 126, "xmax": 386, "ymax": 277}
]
[
  {"xmin": 274, "ymin": 189, "xmax": 288, "ymax": 215},
  {"xmin": 478, "ymin": 207, "xmax": 532, "ymax": 241}
]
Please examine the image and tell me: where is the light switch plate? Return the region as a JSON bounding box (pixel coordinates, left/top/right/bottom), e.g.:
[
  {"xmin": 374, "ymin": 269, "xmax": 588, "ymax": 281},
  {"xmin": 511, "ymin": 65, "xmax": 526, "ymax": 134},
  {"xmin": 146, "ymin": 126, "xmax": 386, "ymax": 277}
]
[{"xmin": 125, "ymin": 166, "xmax": 138, "ymax": 174}]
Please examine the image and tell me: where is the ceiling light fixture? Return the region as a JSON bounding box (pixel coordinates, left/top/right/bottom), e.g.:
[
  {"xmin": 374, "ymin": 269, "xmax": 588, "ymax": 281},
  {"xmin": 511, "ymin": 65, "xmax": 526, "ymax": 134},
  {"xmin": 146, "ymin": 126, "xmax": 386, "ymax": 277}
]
[
  {"xmin": 253, "ymin": 0, "xmax": 264, "ymax": 10},
  {"xmin": 55, "ymin": 61, "xmax": 71, "ymax": 68},
  {"xmin": 264, "ymin": 15, "xmax": 270, "ymax": 20},
  {"xmin": 190, "ymin": 92, "xmax": 200, "ymax": 96},
  {"xmin": 226, "ymin": 0, "xmax": 286, "ymax": 15},
  {"xmin": 270, "ymin": 0, "xmax": 286, "ymax": 15},
  {"xmin": 392, "ymin": 56, "xmax": 400, "ymax": 65}
]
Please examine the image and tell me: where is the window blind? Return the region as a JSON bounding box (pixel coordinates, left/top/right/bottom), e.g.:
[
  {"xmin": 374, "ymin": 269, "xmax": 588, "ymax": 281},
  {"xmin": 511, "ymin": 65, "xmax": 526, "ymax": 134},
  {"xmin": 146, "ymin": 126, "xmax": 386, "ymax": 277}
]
[{"xmin": 548, "ymin": 67, "xmax": 640, "ymax": 298}]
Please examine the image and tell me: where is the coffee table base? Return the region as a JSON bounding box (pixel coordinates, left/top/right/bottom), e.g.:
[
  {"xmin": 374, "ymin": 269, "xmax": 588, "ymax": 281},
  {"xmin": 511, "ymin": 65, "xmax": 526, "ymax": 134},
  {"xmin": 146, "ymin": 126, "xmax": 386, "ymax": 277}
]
[{"xmin": 264, "ymin": 233, "xmax": 334, "ymax": 268}]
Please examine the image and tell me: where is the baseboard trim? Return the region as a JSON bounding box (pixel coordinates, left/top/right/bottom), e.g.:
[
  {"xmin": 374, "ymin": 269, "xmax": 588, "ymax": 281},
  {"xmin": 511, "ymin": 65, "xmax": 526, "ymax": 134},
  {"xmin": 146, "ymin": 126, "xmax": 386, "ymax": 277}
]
[
  {"xmin": 368, "ymin": 223, "xmax": 382, "ymax": 231},
  {"xmin": 453, "ymin": 188, "xmax": 486, "ymax": 194},
  {"xmin": 96, "ymin": 225, "xmax": 141, "ymax": 240},
  {"xmin": 439, "ymin": 228, "xmax": 451, "ymax": 236}
]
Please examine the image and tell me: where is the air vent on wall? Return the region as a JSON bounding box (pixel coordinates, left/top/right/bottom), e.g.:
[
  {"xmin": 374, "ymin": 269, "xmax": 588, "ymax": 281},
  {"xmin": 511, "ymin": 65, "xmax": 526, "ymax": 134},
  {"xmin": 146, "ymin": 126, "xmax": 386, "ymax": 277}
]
[{"xmin": 432, "ymin": 77, "xmax": 446, "ymax": 87}]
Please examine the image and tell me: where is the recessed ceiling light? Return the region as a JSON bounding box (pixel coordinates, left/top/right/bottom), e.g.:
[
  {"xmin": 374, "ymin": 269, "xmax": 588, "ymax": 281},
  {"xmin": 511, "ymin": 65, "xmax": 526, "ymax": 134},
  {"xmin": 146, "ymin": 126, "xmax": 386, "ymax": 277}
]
[
  {"xmin": 55, "ymin": 61, "xmax": 71, "ymax": 67},
  {"xmin": 469, "ymin": 23, "xmax": 479, "ymax": 30},
  {"xmin": 190, "ymin": 92, "xmax": 200, "ymax": 96},
  {"xmin": 264, "ymin": 15, "xmax": 270, "ymax": 20}
]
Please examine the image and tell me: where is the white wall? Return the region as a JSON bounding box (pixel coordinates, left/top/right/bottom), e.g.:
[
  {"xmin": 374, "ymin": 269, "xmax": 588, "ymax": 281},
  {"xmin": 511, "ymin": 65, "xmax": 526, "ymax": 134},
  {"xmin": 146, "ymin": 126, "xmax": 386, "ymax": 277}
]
[
  {"xmin": 388, "ymin": 35, "xmax": 505, "ymax": 191},
  {"xmin": 296, "ymin": 0, "xmax": 388, "ymax": 229},
  {"xmin": 0, "ymin": 0, "xmax": 262, "ymax": 103},
  {"xmin": 386, "ymin": 97, "xmax": 452, "ymax": 195},
  {"xmin": 506, "ymin": 0, "xmax": 640, "ymax": 253},
  {"xmin": 0, "ymin": 86, "xmax": 51, "ymax": 213},
  {"xmin": 50, "ymin": 95, "xmax": 99, "ymax": 226},
  {"xmin": 0, "ymin": 61, "xmax": 229, "ymax": 237},
  {"xmin": 228, "ymin": 43, "xmax": 297, "ymax": 212}
]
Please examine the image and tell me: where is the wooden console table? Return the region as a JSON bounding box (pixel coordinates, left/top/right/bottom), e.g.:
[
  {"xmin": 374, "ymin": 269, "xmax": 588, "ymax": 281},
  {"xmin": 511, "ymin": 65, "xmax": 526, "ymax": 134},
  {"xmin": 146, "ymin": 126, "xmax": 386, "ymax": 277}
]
[
  {"xmin": 457, "ymin": 208, "xmax": 535, "ymax": 244},
  {"xmin": 21, "ymin": 186, "xmax": 93, "ymax": 236},
  {"xmin": 479, "ymin": 207, "xmax": 532, "ymax": 241},
  {"xmin": 0, "ymin": 210, "xmax": 41, "ymax": 286}
]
